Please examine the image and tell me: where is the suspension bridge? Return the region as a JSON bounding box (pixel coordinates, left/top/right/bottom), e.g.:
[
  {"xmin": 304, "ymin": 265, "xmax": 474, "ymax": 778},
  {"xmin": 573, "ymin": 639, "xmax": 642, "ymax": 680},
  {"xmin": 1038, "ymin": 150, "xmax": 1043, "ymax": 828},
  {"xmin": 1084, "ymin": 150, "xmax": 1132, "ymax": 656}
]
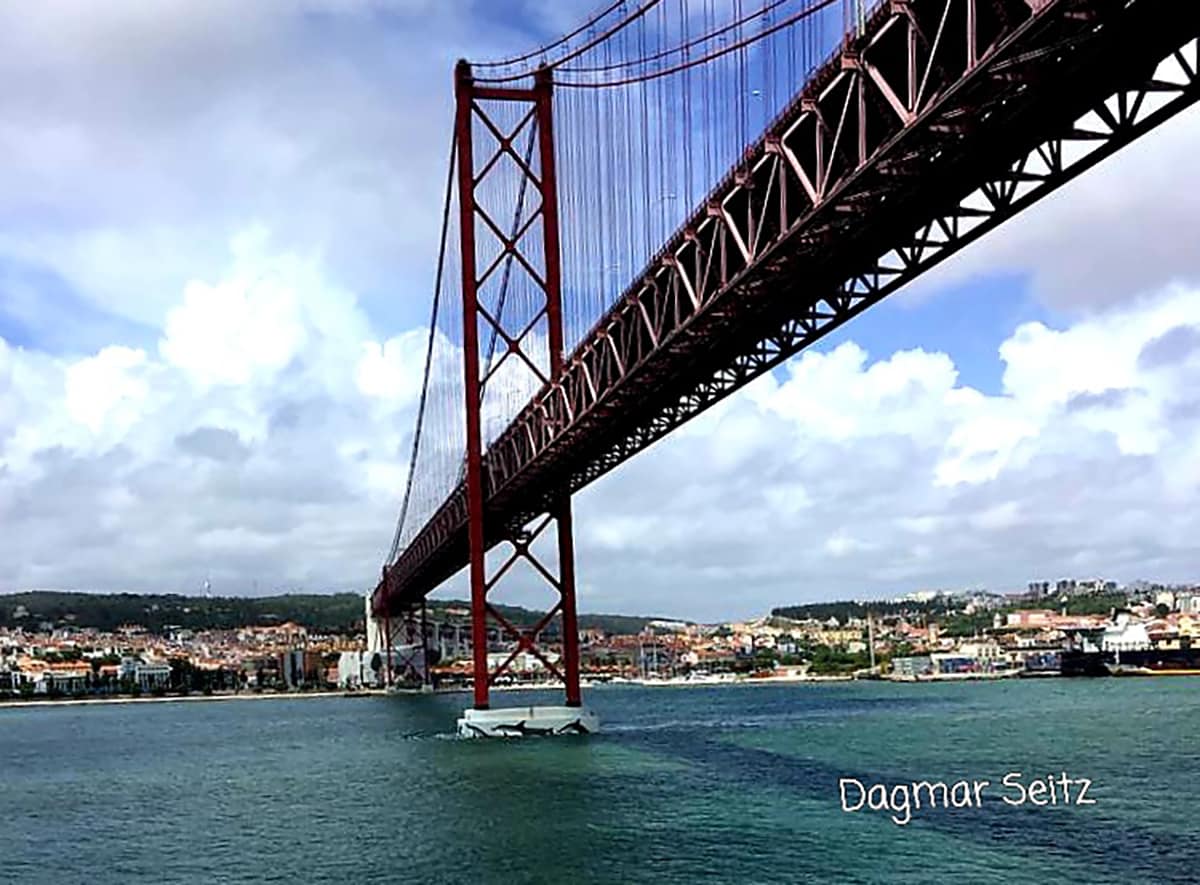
[{"xmin": 368, "ymin": 0, "xmax": 1200, "ymax": 736}]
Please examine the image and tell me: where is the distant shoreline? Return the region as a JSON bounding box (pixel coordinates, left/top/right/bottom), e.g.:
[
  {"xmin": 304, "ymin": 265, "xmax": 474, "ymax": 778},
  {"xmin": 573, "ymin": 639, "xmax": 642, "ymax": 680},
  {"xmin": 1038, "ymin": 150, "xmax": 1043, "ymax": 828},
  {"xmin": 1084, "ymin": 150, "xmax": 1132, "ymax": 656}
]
[
  {"xmin": 0, "ymin": 672, "xmax": 1039, "ymax": 711},
  {"xmin": 0, "ymin": 689, "xmax": 388, "ymax": 710},
  {"xmin": 0, "ymin": 677, "xmax": 853, "ymax": 710}
]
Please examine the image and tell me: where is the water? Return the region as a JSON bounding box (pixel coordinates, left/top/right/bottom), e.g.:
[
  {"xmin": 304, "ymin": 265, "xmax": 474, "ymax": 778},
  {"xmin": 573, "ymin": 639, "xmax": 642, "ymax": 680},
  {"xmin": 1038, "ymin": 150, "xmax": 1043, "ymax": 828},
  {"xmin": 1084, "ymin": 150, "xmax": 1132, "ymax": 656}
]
[{"xmin": 1, "ymin": 679, "xmax": 1195, "ymax": 884}]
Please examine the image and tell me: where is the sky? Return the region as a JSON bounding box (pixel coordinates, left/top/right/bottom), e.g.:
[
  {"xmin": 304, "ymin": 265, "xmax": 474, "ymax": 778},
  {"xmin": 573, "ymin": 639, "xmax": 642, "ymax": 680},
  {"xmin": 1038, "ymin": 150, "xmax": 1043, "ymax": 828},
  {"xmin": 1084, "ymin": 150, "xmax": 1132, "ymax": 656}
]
[{"xmin": 2, "ymin": 1, "xmax": 1199, "ymax": 622}]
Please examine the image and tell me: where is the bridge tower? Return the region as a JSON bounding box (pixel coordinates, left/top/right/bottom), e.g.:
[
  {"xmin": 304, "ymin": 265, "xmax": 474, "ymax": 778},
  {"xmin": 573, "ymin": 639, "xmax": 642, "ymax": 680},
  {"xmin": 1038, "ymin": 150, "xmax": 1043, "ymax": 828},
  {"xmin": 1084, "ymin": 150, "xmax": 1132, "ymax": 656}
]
[{"xmin": 452, "ymin": 60, "xmax": 596, "ymax": 737}]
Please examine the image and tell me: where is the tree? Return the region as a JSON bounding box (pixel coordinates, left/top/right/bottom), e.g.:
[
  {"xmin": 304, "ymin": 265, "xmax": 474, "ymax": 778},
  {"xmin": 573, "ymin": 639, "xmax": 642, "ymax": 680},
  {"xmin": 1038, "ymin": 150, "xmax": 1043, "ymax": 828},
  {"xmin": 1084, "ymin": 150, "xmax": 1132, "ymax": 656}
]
[
  {"xmin": 754, "ymin": 647, "xmax": 778, "ymax": 663},
  {"xmin": 169, "ymin": 657, "xmax": 194, "ymax": 693},
  {"xmin": 1064, "ymin": 592, "xmax": 1129, "ymax": 616},
  {"xmin": 808, "ymin": 644, "xmax": 871, "ymax": 675},
  {"xmin": 938, "ymin": 611, "xmax": 994, "ymax": 637}
]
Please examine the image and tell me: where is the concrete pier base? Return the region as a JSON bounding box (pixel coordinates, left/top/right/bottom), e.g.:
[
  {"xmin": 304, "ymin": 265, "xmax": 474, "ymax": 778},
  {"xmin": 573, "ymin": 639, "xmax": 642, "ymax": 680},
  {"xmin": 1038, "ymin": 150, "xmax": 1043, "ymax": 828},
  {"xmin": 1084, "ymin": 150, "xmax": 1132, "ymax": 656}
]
[{"xmin": 457, "ymin": 705, "xmax": 599, "ymax": 738}]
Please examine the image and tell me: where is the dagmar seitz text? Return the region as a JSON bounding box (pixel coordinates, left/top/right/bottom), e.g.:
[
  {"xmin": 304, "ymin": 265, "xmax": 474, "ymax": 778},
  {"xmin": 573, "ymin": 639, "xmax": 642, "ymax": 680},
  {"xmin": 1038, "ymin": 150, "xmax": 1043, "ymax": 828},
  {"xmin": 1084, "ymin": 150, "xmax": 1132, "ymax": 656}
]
[{"xmin": 839, "ymin": 773, "xmax": 1096, "ymax": 826}]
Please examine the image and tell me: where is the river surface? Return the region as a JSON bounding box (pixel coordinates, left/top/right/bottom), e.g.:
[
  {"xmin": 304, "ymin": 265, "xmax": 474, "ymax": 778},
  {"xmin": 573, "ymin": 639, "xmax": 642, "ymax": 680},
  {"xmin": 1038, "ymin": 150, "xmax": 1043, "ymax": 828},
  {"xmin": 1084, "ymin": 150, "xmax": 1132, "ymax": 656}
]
[{"xmin": 2, "ymin": 679, "xmax": 1195, "ymax": 883}]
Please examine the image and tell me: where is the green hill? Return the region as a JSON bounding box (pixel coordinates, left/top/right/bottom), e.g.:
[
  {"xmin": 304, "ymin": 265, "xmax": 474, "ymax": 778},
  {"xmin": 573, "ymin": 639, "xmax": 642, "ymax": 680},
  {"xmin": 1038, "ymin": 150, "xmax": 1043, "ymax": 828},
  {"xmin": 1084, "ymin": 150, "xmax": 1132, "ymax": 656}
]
[{"xmin": 0, "ymin": 591, "xmax": 658, "ymax": 636}]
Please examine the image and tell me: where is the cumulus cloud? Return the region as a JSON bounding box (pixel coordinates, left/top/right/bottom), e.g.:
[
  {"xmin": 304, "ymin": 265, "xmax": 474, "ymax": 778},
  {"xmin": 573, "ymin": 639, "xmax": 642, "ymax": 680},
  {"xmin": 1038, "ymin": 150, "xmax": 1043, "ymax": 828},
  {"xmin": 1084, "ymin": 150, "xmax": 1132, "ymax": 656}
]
[
  {"xmin": 572, "ymin": 286, "xmax": 1200, "ymax": 620},
  {"xmin": 0, "ymin": 230, "xmax": 422, "ymax": 595},
  {"xmin": 0, "ymin": 0, "xmax": 535, "ymax": 332},
  {"xmin": 910, "ymin": 109, "xmax": 1200, "ymax": 312},
  {"xmin": 3, "ymin": 241, "xmax": 1199, "ymax": 617}
]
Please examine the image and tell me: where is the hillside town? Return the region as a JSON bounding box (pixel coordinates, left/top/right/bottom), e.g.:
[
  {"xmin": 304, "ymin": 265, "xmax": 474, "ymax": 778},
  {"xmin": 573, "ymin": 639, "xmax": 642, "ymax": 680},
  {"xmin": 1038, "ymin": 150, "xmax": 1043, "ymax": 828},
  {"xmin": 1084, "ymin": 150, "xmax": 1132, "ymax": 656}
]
[{"xmin": 2, "ymin": 579, "xmax": 1199, "ymax": 700}]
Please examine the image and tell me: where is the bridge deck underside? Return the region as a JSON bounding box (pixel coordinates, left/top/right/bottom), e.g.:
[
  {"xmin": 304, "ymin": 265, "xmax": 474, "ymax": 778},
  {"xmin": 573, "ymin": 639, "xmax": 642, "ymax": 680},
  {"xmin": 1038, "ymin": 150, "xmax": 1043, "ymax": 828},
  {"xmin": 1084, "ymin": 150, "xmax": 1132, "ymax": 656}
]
[{"xmin": 376, "ymin": 0, "xmax": 1200, "ymax": 617}]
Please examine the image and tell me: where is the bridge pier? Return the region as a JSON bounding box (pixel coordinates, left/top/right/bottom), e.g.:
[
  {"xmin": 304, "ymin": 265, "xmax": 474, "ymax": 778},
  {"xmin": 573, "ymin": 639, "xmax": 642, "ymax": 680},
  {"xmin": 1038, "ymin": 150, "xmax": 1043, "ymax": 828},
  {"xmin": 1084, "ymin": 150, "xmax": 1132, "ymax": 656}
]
[{"xmin": 452, "ymin": 60, "xmax": 595, "ymax": 736}]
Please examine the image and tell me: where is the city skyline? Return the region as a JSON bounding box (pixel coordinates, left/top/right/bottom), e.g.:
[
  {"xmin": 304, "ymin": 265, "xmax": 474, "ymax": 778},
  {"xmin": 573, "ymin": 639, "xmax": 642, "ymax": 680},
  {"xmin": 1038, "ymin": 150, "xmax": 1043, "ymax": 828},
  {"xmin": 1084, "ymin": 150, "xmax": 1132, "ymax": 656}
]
[{"xmin": 2, "ymin": 571, "xmax": 1195, "ymax": 627}]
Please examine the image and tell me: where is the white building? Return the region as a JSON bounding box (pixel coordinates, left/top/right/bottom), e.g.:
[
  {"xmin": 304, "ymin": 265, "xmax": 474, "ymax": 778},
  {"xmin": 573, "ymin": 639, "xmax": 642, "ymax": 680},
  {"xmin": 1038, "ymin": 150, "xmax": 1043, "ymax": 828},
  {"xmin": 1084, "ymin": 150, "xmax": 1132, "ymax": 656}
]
[
  {"xmin": 337, "ymin": 650, "xmax": 380, "ymax": 689},
  {"xmin": 1101, "ymin": 615, "xmax": 1152, "ymax": 652},
  {"xmin": 119, "ymin": 657, "xmax": 171, "ymax": 690},
  {"xmin": 957, "ymin": 639, "xmax": 1002, "ymax": 661},
  {"xmin": 14, "ymin": 664, "xmax": 91, "ymax": 695},
  {"xmin": 486, "ymin": 650, "xmax": 559, "ymax": 674},
  {"xmin": 1175, "ymin": 591, "xmax": 1200, "ymax": 615}
]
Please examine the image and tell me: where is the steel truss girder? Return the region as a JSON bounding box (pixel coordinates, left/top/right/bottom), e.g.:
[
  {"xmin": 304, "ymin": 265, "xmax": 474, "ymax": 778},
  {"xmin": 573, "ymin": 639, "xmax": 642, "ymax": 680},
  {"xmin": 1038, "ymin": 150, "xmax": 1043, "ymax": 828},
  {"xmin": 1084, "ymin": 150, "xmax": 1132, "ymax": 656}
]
[
  {"xmin": 376, "ymin": 0, "xmax": 1200, "ymax": 614},
  {"xmin": 566, "ymin": 38, "xmax": 1200, "ymax": 490}
]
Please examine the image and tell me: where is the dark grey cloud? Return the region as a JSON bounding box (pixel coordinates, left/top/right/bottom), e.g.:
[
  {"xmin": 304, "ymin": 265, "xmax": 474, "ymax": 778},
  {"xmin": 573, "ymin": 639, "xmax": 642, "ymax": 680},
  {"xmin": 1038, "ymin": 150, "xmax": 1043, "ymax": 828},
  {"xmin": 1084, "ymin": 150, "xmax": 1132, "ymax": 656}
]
[
  {"xmin": 1, "ymin": 438, "xmax": 396, "ymax": 596},
  {"xmin": 175, "ymin": 426, "xmax": 249, "ymax": 462},
  {"xmin": 1065, "ymin": 388, "xmax": 1132, "ymax": 412},
  {"xmin": 1139, "ymin": 324, "xmax": 1200, "ymax": 370},
  {"xmin": 0, "ymin": 1, "xmax": 541, "ymax": 332}
]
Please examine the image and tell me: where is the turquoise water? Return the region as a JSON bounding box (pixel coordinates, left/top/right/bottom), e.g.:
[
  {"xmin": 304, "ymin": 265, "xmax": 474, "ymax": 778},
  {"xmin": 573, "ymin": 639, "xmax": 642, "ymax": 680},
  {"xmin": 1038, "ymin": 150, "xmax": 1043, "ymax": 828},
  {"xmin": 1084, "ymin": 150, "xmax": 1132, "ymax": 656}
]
[{"xmin": 1, "ymin": 679, "xmax": 1195, "ymax": 883}]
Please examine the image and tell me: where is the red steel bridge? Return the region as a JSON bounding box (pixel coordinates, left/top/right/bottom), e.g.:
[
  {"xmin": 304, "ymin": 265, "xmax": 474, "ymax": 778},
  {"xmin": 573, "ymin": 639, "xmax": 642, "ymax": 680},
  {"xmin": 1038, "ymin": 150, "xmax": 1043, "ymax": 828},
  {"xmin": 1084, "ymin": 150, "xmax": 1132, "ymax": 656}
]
[{"xmin": 372, "ymin": 0, "xmax": 1200, "ymax": 711}]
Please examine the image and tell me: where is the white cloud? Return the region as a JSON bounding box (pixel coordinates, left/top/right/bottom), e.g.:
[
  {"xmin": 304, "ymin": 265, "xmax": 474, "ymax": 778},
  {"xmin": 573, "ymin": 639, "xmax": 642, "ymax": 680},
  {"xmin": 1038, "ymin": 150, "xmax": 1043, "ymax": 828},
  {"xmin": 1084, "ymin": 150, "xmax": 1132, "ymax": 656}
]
[
  {"xmin": 356, "ymin": 334, "xmax": 424, "ymax": 401},
  {"xmin": 572, "ymin": 285, "xmax": 1200, "ymax": 619},
  {"xmin": 64, "ymin": 346, "xmax": 150, "ymax": 434},
  {"xmin": 0, "ymin": 0, "xmax": 536, "ymax": 332},
  {"xmin": 908, "ymin": 108, "xmax": 1200, "ymax": 312},
  {"xmin": 3, "ymin": 241, "xmax": 1200, "ymax": 616},
  {"xmin": 824, "ymin": 531, "xmax": 869, "ymax": 558},
  {"xmin": 0, "ymin": 230, "xmax": 424, "ymax": 594},
  {"xmin": 159, "ymin": 230, "xmax": 321, "ymax": 389}
]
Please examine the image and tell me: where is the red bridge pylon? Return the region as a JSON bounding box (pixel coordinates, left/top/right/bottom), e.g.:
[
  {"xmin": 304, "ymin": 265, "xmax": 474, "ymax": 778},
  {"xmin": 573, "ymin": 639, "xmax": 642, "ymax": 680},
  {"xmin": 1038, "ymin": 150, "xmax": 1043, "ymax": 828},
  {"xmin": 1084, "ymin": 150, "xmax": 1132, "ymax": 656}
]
[{"xmin": 454, "ymin": 60, "xmax": 582, "ymax": 713}]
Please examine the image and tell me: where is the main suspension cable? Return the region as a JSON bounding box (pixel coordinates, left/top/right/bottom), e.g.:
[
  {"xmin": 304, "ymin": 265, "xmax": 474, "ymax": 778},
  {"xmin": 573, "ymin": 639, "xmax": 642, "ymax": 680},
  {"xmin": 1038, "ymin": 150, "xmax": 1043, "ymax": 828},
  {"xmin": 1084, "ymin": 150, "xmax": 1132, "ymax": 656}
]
[
  {"xmin": 473, "ymin": 0, "xmax": 628, "ymax": 69},
  {"xmin": 388, "ymin": 130, "xmax": 458, "ymax": 565},
  {"xmin": 474, "ymin": 0, "xmax": 666, "ymax": 83},
  {"xmin": 554, "ymin": 0, "xmax": 839, "ymax": 88},
  {"xmin": 561, "ymin": 0, "xmax": 794, "ymax": 75}
]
